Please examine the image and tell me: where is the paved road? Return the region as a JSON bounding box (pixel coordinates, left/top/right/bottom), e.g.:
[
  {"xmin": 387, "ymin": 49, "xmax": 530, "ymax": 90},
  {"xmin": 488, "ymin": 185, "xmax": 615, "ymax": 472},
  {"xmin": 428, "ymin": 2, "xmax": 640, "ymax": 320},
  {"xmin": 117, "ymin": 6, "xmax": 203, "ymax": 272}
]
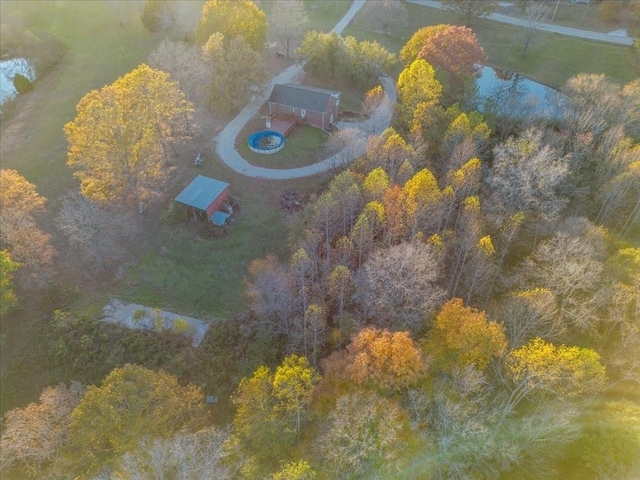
[
  {"xmin": 215, "ymin": 0, "xmax": 385, "ymax": 180},
  {"xmin": 406, "ymin": 0, "xmax": 634, "ymax": 46}
]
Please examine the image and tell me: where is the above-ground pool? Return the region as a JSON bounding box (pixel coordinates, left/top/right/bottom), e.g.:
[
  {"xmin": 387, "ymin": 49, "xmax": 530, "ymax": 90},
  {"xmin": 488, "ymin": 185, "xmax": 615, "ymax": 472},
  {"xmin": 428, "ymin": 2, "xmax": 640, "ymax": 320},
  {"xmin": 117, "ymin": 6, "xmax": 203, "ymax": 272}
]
[{"xmin": 248, "ymin": 130, "xmax": 285, "ymax": 154}]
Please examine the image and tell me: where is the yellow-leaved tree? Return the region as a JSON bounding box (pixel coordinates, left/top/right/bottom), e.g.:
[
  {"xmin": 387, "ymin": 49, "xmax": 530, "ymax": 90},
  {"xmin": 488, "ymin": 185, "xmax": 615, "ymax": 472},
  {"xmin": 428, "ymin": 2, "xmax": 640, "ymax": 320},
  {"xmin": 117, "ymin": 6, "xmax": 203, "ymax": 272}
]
[
  {"xmin": 423, "ymin": 298, "xmax": 507, "ymax": 373},
  {"xmin": 65, "ymin": 64, "xmax": 193, "ymax": 213},
  {"xmin": 500, "ymin": 338, "xmax": 607, "ymax": 422},
  {"xmin": 395, "ymin": 59, "xmax": 442, "ymax": 131},
  {"xmin": 196, "ymin": 0, "xmax": 267, "ymax": 51}
]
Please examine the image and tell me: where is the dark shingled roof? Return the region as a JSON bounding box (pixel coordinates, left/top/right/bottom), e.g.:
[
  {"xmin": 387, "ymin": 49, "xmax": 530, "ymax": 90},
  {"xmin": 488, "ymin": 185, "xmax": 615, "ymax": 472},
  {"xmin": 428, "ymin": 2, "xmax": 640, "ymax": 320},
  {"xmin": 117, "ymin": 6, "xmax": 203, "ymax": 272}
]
[
  {"xmin": 267, "ymin": 83, "xmax": 340, "ymax": 113},
  {"xmin": 175, "ymin": 175, "xmax": 228, "ymax": 211}
]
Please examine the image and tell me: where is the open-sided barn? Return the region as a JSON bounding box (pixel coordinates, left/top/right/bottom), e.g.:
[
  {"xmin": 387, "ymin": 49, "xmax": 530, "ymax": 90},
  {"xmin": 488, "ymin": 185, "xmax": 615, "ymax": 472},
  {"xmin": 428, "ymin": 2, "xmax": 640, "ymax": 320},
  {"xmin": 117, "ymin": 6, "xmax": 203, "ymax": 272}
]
[{"xmin": 174, "ymin": 175, "xmax": 236, "ymax": 226}]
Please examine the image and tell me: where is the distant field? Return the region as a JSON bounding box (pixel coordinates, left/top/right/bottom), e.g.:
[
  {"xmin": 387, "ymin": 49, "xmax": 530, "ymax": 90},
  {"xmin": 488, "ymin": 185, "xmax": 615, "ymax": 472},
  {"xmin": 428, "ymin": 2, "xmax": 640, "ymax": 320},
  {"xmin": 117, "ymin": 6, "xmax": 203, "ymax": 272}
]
[
  {"xmin": 499, "ymin": 1, "xmax": 636, "ymax": 35},
  {"xmin": 0, "ymin": 1, "xmax": 170, "ymax": 200},
  {"xmin": 343, "ymin": 2, "xmax": 638, "ymax": 89}
]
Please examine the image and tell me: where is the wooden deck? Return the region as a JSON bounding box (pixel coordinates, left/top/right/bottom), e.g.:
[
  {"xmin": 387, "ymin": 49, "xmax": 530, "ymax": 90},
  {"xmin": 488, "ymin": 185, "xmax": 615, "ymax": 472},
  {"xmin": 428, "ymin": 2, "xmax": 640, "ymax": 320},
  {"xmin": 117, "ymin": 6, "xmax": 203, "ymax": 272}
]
[{"xmin": 269, "ymin": 114, "xmax": 298, "ymax": 137}]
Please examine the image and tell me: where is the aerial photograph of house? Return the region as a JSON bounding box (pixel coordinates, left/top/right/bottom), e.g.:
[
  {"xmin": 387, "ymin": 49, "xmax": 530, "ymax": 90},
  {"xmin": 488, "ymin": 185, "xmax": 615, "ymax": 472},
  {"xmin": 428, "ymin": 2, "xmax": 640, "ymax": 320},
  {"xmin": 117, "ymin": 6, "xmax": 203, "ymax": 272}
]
[{"xmin": 1, "ymin": 0, "xmax": 638, "ymax": 478}]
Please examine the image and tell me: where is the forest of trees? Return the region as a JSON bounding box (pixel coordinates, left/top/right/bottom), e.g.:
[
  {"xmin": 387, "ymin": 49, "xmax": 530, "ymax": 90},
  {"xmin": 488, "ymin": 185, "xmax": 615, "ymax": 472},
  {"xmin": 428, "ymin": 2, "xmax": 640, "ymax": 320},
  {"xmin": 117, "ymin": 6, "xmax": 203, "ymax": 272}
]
[{"xmin": 1, "ymin": 0, "xmax": 639, "ymax": 479}]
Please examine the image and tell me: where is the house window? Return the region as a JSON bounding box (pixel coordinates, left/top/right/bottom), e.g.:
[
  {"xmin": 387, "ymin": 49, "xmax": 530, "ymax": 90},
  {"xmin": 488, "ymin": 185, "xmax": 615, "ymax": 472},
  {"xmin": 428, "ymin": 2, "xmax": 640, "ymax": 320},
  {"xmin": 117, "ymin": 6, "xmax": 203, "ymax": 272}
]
[{"xmin": 301, "ymin": 109, "xmax": 306, "ymax": 118}]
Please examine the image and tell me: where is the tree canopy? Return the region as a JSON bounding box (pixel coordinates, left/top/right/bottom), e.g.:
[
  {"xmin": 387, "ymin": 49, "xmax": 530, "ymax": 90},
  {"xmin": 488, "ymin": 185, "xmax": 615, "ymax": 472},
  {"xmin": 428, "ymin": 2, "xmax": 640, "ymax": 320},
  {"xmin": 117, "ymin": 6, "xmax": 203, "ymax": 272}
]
[
  {"xmin": 196, "ymin": 0, "xmax": 267, "ymax": 51},
  {"xmin": 297, "ymin": 31, "xmax": 396, "ymax": 89},
  {"xmin": 68, "ymin": 365, "xmax": 208, "ymax": 475},
  {"xmin": 0, "ymin": 169, "xmax": 54, "ymax": 287},
  {"xmin": 203, "ymin": 32, "xmax": 268, "ymax": 113},
  {"xmin": 505, "ymin": 338, "xmax": 607, "ymax": 404},
  {"xmin": 65, "ymin": 64, "xmax": 193, "ymax": 213},
  {"xmin": 424, "ymin": 298, "xmax": 507, "ymax": 372},
  {"xmin": 417, "ymin": 25, "xmax": 485, "ymax": 104}
]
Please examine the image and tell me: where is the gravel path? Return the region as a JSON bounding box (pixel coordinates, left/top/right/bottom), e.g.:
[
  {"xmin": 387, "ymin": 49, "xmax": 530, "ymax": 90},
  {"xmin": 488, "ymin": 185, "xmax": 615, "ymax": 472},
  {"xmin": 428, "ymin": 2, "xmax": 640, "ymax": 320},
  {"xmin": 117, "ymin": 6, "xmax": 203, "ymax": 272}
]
[
  {"xmin": 406, "ymin": 0, "xmax": 635, "ymax": 46},
  {"xmin": 214, "ymin": 0, "xmax": 402, "ymax": 180},
  {"xmin": 100, "ymin": 299, "xmax": 210, "ymax": 348}
]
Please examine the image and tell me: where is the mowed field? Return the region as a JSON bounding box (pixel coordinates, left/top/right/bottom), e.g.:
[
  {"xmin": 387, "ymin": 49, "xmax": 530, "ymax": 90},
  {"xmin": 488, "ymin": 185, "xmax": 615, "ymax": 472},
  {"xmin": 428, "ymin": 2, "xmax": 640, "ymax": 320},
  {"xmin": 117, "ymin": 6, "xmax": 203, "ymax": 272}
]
[{"xmin": 343, "ymin": 2, "xmax": 638, "ymax": 89}]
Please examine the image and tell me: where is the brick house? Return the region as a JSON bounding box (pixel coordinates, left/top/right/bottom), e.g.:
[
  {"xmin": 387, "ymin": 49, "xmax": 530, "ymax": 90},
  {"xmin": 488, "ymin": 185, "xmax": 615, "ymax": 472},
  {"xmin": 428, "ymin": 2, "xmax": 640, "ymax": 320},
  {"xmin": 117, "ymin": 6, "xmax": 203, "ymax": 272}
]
[{"xmin": 266, "ymin": 83, "xmax": 341, "ymax": 131}]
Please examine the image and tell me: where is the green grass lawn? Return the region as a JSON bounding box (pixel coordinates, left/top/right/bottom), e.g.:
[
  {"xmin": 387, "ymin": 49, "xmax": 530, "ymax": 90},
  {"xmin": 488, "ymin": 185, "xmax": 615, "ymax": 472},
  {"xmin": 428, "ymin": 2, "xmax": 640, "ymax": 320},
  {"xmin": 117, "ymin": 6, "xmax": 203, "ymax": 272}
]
[
  {"xmin": 114, "ymin": 170, "xmax": 331, "ymax": 319},
  {"xmin": 343, "ymin": 3, "xmax": 638, "ymax": 89},
  {"xmin": 302, "ymin": 0, "xmax": 353, "ymax": 33},
  {"xmin": 0, "ymin": 1, "xmax": 173, "ymax": 200},
  {"xmin": 499, "ymin": 2, "xmax": 632, "ymax": 35},
  {"xmin": 238, "ymin": 123, "xmax": 330, "ymax": 169}
]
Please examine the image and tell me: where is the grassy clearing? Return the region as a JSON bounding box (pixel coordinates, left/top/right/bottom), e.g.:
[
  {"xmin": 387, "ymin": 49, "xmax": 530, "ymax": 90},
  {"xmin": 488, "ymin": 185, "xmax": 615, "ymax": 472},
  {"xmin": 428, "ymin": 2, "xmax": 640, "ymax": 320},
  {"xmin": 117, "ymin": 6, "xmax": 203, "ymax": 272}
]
[
  {"xmin": 302, "ymin": 0, "xmax": 353, "ymax": 33},
  {"xmin": 343, "ymin": 3, "xmax": 638, "ymax": 89},
  {"xmin": 114, "ymin": 158, "xmax": 331, "ymax": 319}
]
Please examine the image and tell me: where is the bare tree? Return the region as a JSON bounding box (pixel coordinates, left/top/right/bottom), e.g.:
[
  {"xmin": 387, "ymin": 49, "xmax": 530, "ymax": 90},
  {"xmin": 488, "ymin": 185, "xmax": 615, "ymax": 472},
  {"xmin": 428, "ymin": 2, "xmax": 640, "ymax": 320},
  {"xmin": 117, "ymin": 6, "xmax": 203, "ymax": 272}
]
[
  {"xmin": 446, "ymin": 197, "xmax": 495, "ymax": 302},
  {"xmin": 0, "ymin": 382, "xmax": 85, "ymax": 477},
  {"xmin": 407, "ymin": 367, "xmax": 493, "ymax": 447},
  {"xmin": 604, "ymin": 276, "xmax": 640, "ymax": 390},
  {"xmin": 56, "ymin": 192, "xmax": 139, "ymax": 270},
  {"xmin": 562, "ymin": 74, "xmax": 623, "ymax": 140},
  {"xmin": 148, "ymin": 39, "xmax": 211, "ymax": 103},
  {"xmin": 269, "ymin": 0, "xmax": 308, "ymax": 59},
  {"xmin": 245, "ymin": 255, "xmax": 296, "ymax": 340},
  {"xmin": 316, "ymin": 393, "xmax": 406, "ymax": 477},
  {"xmin": 325, "ymin": 128, "xmax": 366, "ymax": 171},
  {"xmin": 486, "ymin": 128, "xmax": 569, "ymax": 244},
  {"xmin": 354, "ymin": 242, "xmax": 445, "ymax": 332},
  {"xmin": 522, "ymin": 2, "xmax": 549, "ymax": 57},
  {"xmin": 514, "ymin": 223, "xmax": 609, "ymax": 333},
  {"xmin": 495, "ymin": 288, "xmax": 563, "ymax": 348},
  {"xmin": 113, "ymin": 427, "xmax": 233, "ymax": 480},
  {"xmin": 290, "ymin": 248, "xmax": 314, "ymax": 355}
]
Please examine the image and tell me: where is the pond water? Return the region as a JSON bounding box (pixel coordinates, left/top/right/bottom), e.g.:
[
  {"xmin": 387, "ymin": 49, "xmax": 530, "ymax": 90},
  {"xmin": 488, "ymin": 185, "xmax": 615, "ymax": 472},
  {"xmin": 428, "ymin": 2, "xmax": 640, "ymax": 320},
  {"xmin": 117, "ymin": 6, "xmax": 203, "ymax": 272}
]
[
  {"xmin": 1, "ymin": 58, "xmax": 36, "ymax": 105},
  {"xmin": 476, "ymin": 66, "xmax": 567, "ymax": 119}
]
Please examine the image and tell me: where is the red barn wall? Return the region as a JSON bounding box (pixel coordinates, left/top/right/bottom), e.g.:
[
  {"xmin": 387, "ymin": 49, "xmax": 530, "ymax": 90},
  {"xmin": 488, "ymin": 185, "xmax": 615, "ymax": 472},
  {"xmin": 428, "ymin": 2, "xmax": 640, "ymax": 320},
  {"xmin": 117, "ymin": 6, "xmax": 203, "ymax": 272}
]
[{"xmin": 206, "ymin": 187, "xmax": 229, "ymax": 217}]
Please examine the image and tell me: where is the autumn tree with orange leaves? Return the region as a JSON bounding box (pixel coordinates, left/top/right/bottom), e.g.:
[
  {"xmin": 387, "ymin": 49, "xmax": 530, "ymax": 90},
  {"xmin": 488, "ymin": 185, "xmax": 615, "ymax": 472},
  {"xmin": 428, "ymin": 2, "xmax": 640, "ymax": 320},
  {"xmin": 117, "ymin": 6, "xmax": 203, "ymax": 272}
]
[
  {"xmin": 0, "ymin": 169, "xmax": 54, "ymax": 287},
  {"xmin": 417, "ymin": 25, "xmax": 485, "ymax": 105},
  {"xmin": 323, "ymin": 327, "xmax": 426, "ymax": 395}
]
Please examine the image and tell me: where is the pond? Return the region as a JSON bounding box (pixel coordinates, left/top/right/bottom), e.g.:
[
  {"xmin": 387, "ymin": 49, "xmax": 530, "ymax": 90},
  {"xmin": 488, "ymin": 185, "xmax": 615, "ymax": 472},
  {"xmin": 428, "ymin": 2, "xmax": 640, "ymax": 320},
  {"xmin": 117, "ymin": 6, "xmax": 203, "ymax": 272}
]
[
  {"xmin": 1, "ymin": 57, "xmax": 36, "ymax": 105},
  {"xmin": 476, "ymin": 66, "xmax": 567, "ymax": 119}
]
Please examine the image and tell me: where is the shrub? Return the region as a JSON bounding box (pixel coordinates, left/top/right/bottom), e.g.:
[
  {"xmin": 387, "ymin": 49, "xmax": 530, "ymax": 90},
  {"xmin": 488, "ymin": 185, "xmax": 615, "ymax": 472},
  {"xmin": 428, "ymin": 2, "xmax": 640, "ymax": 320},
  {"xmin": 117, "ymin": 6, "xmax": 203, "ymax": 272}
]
[
  {"xmin": 133, "ymin": 308, "xmax": 147, "ymax": 323},
  {"xmin": 172, "ymin": 318, "xmax": 194, "ymax": 334},
  {"xmin": 13, "ymin": 73, "xmax": 33, "ymax": 94}
]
